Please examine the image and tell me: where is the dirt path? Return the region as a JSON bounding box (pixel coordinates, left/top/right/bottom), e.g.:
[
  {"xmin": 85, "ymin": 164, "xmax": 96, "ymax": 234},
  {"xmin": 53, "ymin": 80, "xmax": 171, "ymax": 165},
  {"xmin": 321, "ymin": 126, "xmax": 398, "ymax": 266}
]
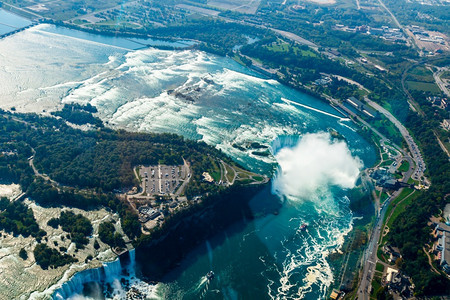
[
  {"xmin": 423, "ymin": 247, "xmax": 440, "ymax": 274},
  {"xmin": 28, "ymin": 148, "xmax": 60, "ymax": 188}
]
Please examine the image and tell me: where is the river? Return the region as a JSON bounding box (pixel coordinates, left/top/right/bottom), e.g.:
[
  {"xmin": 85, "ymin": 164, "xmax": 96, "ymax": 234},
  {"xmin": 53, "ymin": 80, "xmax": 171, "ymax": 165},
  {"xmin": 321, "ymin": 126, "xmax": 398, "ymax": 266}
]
[{"xmin": 0, "ymin": 23, "xmax": 376, "ymax": 299}]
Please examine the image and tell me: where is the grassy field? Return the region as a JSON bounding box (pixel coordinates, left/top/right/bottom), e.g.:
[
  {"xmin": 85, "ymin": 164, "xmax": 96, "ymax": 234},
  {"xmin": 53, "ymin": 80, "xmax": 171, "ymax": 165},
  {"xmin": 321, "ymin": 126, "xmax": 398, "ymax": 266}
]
[
  {"xmin": 379, "ymin": 159, "xmax": 393, "ymax": 167},
  {"xmin": 375, "ymin": 262, "xmax": 385, "ymax": 272},
  {"xmin": 210, "ymin": 160, "xmax": 222, "ymax": 182},
  {"xmin": 406, "ymin": 80, "xmax": 440, "ymax": 93},
  {"xmin": 380, "ymin": 192, "xmax": 389, "ymax": 204},
  {"xmin": 370, "ymin": 274, "xmax": 383, "ymax": 299},
  {"xmin": 398, "ymin": 160, "xmax": 410, "ymax": 173},
  {"xmin": 266, "ymin": 41, "xmax": 318, "ymax": 58},
  {"xmin": 224, "ymin": 163, "xmax": 235, "ymax": 183},
  {"xmin": 383, "ymin": 188, "xmax": 414, "ymax": 224},
  {"xmin": 378, "ymin": 188, "xmax": 418, "ymax": 247},
  {"xmin": 386, "ymin": 191, "xmax": 418, "ymax": 228}
]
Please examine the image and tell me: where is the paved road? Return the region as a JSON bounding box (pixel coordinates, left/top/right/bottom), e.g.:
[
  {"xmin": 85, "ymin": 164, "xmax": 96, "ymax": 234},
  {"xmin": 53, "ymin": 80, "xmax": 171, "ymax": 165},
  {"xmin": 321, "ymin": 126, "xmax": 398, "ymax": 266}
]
[
  {"xmin": 376, "ymin": 0, "xmax": 421, "ymax": 54},
  {"xmin": 433, "ymin": 67, "xmax": 450, "ymax": 97},
  {"xmin": 175, "ymin": 159, "xmax": 191, "ymax": 196},
  {"xmin": 357, "ymin": 186, "xmax": 404, "ymax": 299},
  {"xmin": 364, "ymin": 98, "xmax": 427, "ymax": 182},
  {"xmin": 271, "ymin": 28, "xmax": 318, "ymax": 49}
]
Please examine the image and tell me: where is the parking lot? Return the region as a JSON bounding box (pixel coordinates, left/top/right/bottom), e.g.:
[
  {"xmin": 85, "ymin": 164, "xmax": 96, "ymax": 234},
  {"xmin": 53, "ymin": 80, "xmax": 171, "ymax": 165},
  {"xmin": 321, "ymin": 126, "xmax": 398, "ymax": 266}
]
[{"xmin": 139, "ymin": 164, "xmax": 188, "ymax": 195}]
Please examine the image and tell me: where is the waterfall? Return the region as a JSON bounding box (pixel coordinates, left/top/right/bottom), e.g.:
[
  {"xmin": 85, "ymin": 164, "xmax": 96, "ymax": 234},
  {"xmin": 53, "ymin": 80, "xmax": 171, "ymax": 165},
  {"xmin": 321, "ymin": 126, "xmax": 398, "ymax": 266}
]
[
  {"xmin": 270, "ymin": 135, "xmax": 300, "ymax": 156},
  {"xmin": 52, "ymin": 250, "xmax": 136, "ymax": 299}
]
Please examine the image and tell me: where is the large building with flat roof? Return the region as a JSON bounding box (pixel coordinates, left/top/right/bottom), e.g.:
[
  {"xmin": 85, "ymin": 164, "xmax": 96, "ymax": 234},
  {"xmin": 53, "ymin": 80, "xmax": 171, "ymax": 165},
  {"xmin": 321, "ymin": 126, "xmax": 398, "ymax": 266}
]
[
  {"xmin": 346, "ymin": 97, "xmax": 378, "ymax": 118},
  {"xmin": 435, "ymin": 223, "xmax": 450, "ymax": 274}
]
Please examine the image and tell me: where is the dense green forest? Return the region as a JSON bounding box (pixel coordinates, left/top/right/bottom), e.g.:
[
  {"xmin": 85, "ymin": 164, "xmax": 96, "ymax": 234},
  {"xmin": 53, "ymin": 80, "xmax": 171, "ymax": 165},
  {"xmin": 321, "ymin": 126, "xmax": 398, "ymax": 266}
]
[
  {"xmin": 0, "ymin": 197, "xmax": 46, "ymax": 240},
  {"xmin": 33, "ymin": 243, "xmax": 77, "ymax": 270},
  {"xmin": 98, "ymin": 221, "xmax": 125, "ymax": 249},
  {"xmin": 52, "ymin": 103, "xmax": 103, "ymax": 127},
  {"xmin": 0, "ymin": 109, "xmax": 233, "ymax": 195},
  {"xmin": 0, "ymin": 108, "xmax": 250, "ymax": 265},
  {"xmin": 387, "ymin": 104, "xmax": 450, "ymax": 295},
  {"xmin": 47, "ymin": 211, "xmax": 93, "ymax": 249}
]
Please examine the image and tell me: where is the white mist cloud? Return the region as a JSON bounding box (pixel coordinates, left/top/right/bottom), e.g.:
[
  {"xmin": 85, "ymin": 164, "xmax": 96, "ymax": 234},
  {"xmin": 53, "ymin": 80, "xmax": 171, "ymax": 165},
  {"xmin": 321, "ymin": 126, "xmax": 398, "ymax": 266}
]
[{"xmin": 273, "ymin": 132, "xmax": 362, "ymax": 199}]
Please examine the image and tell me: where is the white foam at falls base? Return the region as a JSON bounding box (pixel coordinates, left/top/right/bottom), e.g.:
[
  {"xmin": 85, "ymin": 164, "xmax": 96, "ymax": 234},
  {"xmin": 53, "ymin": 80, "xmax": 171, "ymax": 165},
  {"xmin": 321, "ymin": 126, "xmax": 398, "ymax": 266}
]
[
  {"xmin": 266, "ymin": 133, "xmax": 360, "ymax": 299},
  {"xmin": 272, "ymin": 132, "xmax": 362, "ymax": 200},
  {"xmin": 35, "ymin": 249, "xmax": 161, "ymax": 300},
  {"xmin": 266, "ymin": 197, "xmax": 354, "ymax": 300}
]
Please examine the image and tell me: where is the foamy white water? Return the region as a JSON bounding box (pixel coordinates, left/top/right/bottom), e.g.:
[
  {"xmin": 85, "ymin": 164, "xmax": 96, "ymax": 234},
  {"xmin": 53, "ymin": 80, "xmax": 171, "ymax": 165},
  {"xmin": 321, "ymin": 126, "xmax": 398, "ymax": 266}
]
[{"xmin": 0, "ymin": 25, "xmax": 375, "ymax": 299}]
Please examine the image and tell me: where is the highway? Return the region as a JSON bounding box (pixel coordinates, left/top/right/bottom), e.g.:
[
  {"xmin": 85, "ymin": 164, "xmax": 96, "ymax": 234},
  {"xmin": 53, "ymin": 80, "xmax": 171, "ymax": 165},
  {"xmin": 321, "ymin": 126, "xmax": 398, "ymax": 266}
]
[
  {"xmin": 357, "ymin": 185, "xmax": 406, "ymax": 299},
  {"xmin": 432, "ymin": 67, "xmax": 450, "ymax": 98},
  {"xmin": 376, "ymin": 0, "xmax": 421, "ymax": 54},
  {"xmin": 353, "ymin": 97, "xmax": 421, "ymax": 298},
  {"xmin": 324, "ymin": 97, "xmax": 419, "ymax": 298},
  {"xmin": 364, "ymin": 98, "xmax": 427, "ymax": 183}
]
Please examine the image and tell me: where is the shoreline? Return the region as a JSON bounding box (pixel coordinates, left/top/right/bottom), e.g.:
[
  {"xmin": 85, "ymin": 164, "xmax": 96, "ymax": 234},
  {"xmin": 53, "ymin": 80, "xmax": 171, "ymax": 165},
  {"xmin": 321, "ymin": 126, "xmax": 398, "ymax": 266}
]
[
  {"xmin": 42, "ymin": 181, "xmax": 271, "ymax": 298},
  {"xmin": 0, "ymin": 21, "xmax": 381, "ymax": 298}
]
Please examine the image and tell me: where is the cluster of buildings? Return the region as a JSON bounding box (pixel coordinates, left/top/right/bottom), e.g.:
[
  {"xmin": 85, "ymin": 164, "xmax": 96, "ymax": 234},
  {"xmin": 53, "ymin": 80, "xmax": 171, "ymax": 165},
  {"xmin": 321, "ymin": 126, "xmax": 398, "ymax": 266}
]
[
  {"xmin": 409, "ymin": 25, "xmax": 447, "ymax": 45},
  {"xmin": 345, "ymin": 97, "xmax": 378, "ymax": 119},
  {"xmin": 377, "ymin": 245, "xmax": 414, "ymax": 298},
  {"xmin": 371, "ymin": 168, "xmax": 399, "ymax": 189},
  {"xmin": 386, "ymin": 271, "xmax": 414, "ymax": 299},
  {"xmin": 313, "ymin": 75, "xmax": 332, "ymax": 86},
  {"xmin": 202, "ymin": 172, "xmax": 214, "ymax": 183},
  {"xmin": 0, "ymin": 148, "xmax": 17, "ymax": 157},
  {"xmin": 432, "ymin": 204, "xmax": 450, "ymax": 274},
  {"xmin": 333, "ymin": 24, "xmax": 406, "ymax": 42},
  {"xmin": 138, "ymin": 206, "xmax": 161, "ymax": 223},
  {"xmin": 442, "ymin": 119, "xmax": 450, "ymax": 131},
  {"xmin": 426, "ymin": 96, "xmax": 449, "ymax": 111},
  {"xmin": 383, "ymin": 244, "xmax": 402, "ymax": 264}
]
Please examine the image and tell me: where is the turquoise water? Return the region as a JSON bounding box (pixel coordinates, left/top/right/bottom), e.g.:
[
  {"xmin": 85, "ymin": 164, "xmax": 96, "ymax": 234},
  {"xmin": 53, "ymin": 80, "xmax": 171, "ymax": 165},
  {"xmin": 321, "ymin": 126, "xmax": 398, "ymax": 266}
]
[
  {"xmin": 0, "ymin": 9, "xmax": 32, "ymax": 35},
  {"xmin": 0, "ymin": 25, "xmax": 376, "ymax": 299}
]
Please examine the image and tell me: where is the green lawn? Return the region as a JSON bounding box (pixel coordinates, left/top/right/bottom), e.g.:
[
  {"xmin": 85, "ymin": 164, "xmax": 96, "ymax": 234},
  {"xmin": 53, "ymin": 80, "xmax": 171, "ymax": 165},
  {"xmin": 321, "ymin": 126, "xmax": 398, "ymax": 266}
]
[
  {"xmin": 380, "ymin": 159, "xmax": 393, "ymax": 167},
  {"xmin": 398, "ymin": 160, "xmax": 410, "ymax": 173},
  {"xmin": 380, "ymin": 192, "xmax": 389, "ymax": 204},
  {"xmin": 386, "ymin": 191, "xmax": 418, "ymax": 228},
  {"xmin": 375, "ymin": 262, "xmax": 385, "ymax": 272},
  {"xmin": 383, "ymin": 188, "xmax": 414, "ymax": 225},
  {"xmin": 406, "ymin": 80, "xmax": 440, "ymax": 93},
  {"xmin": 224, "ymin": 164, "xmax": 235, "ymax": 183},
  {"xmin": 370, "ymin": 274, "xmax": 383, "ymax": 299},
  {"xmin": 253, "ymin": 175, "xmax": 264, "ymax": 182},
  {"xmin": 266, "ymin": 41, "xmax": 318, "ymax": 58}
]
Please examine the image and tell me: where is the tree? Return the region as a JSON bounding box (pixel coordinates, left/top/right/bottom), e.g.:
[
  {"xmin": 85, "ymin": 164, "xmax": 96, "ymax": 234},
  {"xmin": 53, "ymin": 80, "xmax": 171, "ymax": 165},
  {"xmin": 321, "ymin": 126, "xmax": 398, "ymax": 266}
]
[{"xmin": 19, "ymin": 248, "xmax": 27, "ymax": 260}]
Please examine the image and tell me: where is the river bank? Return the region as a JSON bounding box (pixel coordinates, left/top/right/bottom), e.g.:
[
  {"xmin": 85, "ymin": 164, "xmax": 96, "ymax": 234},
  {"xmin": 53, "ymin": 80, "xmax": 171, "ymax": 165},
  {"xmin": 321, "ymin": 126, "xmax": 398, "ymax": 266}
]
[
  {"xmin": 47, "ymin": 181, "xmax": 271, "ymax": 299},
  {"xmin": 0, "ymin": 22, "xmax": 377, "ymax": 298},
  {"xmin": 135, "ymin": 182, "xmax": 273, "ymax": 280}
]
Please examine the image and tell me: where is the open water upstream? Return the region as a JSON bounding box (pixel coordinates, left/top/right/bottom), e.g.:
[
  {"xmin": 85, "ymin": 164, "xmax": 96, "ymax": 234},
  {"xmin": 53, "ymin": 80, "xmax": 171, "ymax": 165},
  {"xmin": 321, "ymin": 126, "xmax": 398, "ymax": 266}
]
[{"xmin": 0, "ymin": 24, "xmax": 376, "ymax": 299}]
